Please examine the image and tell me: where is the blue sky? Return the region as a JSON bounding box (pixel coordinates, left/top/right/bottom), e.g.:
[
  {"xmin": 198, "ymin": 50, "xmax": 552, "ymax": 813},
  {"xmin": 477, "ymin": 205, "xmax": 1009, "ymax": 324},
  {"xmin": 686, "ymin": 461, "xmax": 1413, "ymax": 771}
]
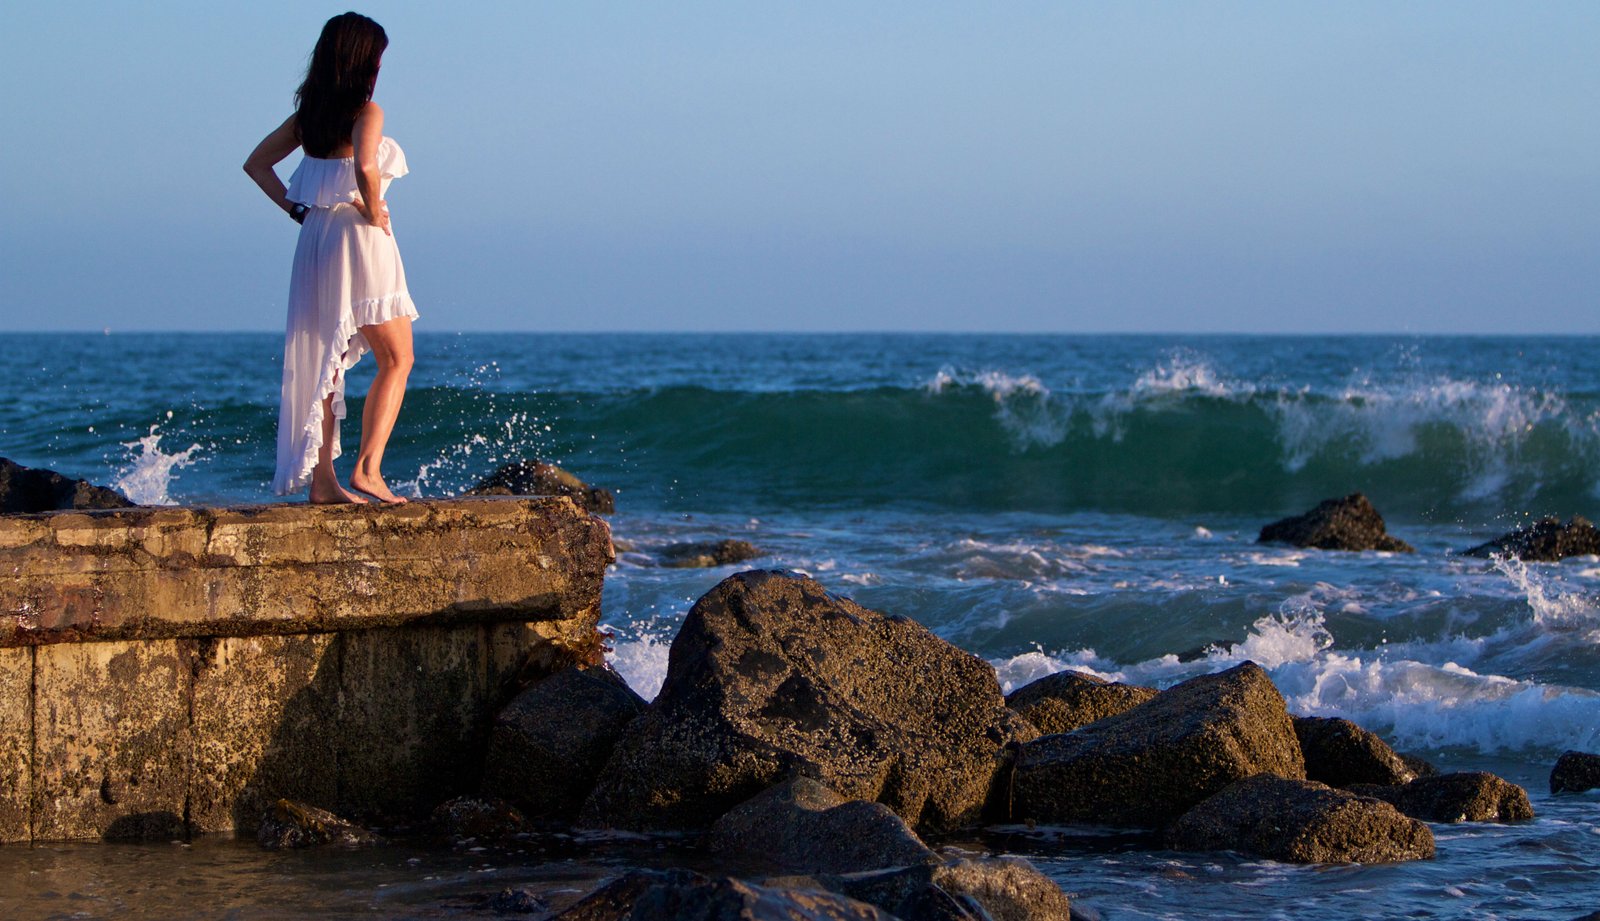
[{"xmin": 2, "ymin": 2, "xmax": 1595, "ymax": 333}]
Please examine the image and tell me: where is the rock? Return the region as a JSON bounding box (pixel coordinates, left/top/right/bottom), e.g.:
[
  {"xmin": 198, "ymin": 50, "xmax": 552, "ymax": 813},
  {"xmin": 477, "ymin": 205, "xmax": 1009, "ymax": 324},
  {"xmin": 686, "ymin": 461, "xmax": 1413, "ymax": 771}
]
[
  {"xmin": 257, "ymin": 798, "xmax": 380, "ymax": 849},
  {"xmin": 1350, "ymin": 772, "xmax": 1534, "ymax": 823},
  {"xmin": 581, "ymin": 571, "xmax": 1030, "ymax": 834},
  {"xmin": 1550, "ymin": 750, "xmax": 1600, "ymax": 794},
  {"xmin": 710, "ymin": 777, "xmax": 935, "ymax": 875},
  {"xmin": 657, "ymin": 539, "xmax": 766, "ymax": 569},
  {"xmin": 1010, "ymin": 662, "xmax": 1306, "ymax": 828},
  {"xmin": 1461, "ymin": 516, "xmax": 1600, "ymax": 561},
  {"xmin": 431, "ymin": 795, "xmax": 528, "ymax": 840},
  {"xmin": 1005, "ymin": 670, "xmax": 1157, "ymax": 735},
  {"xmin": 1165, "ymin": 774, "xmax": 1435, "ymax": 864},
  {"xmin": 488, "ymin": 888, "xmax": 547, "ymax": 913},
  {"xmin": 468, "ymin": 460, "xmax": 615, "ymax": 514},
  {"xmin": 924, "ymin": 859, "xmax": 1074, "ymax": 921},
  {"xmin": 1257, "ymin": 493, "xmax": 1414, "ymax": 553},
  {"xmin": 1400, "ymin": 752, "xmax": 1439, "ymax": 779},
  {"xmin": 779, "ymin": 857, "xmax": 1073, "ymax": 921},
  {"xmin": 482, "ymin": 666, "xmax": 646, "ymax": 822},
  {"xmin": 1293, "ymin": 716, "xmax": 1415, "ymax": 788},
  {"xmin": 0, "ymin": 457, "xmax": 134, "ymax": 513},
  {"xmin": 552, "ymin": 868, "xmax": 897, "ymax": 921}
]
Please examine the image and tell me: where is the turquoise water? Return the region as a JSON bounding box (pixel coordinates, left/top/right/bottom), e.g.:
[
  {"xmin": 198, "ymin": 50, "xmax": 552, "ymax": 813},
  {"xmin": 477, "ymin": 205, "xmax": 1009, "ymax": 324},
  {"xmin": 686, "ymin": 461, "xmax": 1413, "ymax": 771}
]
[{"xmin": 1, "ymin": 333, "xmax": 1597, "ymax": 918}]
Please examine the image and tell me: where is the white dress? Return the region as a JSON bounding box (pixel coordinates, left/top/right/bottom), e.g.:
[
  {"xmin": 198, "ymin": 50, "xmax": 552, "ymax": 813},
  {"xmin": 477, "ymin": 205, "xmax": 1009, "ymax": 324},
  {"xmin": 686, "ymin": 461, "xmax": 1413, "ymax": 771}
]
[{"xmin": 272, "ymin": 136, "xmax": 418, "ymax": 495}]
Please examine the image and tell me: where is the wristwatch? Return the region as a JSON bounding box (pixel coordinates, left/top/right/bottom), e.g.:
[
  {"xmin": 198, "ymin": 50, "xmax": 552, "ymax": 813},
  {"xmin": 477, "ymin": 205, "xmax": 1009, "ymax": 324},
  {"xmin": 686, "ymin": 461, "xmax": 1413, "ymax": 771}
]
[{"xmin": 289, "ymin": 203, "xmax": 309, "ymax": 224}]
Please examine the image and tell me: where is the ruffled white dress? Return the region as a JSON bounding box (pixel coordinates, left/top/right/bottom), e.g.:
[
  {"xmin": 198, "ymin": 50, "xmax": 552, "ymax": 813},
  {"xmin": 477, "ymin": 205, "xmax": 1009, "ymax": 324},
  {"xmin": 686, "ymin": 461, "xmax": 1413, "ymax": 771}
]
[{"xmin": 273, "ymin": 136, "xmax": 418, "ymax": 495}]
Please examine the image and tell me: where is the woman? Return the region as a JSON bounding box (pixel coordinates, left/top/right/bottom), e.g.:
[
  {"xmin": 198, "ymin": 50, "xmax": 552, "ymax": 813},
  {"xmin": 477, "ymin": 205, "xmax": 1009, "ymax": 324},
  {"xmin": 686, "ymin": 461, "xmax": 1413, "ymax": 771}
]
[{"xmin": 244, "ymin": 12, "xmax": 416, "ymax": 504}]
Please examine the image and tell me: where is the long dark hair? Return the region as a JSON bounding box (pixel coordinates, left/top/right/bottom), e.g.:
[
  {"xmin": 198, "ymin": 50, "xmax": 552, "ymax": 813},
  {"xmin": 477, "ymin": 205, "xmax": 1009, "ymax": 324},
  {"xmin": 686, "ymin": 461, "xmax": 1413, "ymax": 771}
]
[{"xmin": 294, "ymin": 12, "xmax": 388, "ymax": 158}]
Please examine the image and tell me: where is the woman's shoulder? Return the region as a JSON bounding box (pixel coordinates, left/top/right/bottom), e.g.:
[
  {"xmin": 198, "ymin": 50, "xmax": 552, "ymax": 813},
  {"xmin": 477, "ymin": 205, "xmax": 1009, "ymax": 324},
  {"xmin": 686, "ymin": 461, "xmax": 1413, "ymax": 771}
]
[{"xmin": 353, "ymin": 100, "xmax": 385, "ymax": 132}]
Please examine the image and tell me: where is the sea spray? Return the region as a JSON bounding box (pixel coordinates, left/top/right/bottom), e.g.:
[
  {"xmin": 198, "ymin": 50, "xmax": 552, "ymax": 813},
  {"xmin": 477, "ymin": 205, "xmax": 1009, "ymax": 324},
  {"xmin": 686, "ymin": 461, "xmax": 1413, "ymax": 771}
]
[
  {"xmin": 112, "ymin": 419, "xmax": 203, "ymax": 505},
  {"xmin": 391, "ymin": 362, "xmax": 560, "ymax": 497}
]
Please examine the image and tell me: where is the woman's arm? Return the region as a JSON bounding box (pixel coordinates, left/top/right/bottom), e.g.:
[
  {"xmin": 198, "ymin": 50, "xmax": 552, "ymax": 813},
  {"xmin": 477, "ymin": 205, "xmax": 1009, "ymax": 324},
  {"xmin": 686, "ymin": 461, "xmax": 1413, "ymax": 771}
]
[
  {"xmin": 244, "ymin": 114, "xmax": 302, "ymax": 216},
  {"xmin": 352, "ymin": 102, "xmax": 391, "ymax": 236}
]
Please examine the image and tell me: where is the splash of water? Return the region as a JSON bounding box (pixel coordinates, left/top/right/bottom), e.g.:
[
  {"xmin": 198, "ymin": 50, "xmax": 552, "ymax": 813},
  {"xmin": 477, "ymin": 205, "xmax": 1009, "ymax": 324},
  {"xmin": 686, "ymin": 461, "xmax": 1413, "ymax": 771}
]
[
  {"xmin": 113, "ymin": 420, "xmax": 203, "ymax": 506},
  {"xmin": 1489, "ymin": 553, "xmax": 1599, "ymax": 632},
  {"xmin": 605, "ymin": 618, "xmax": 676, "ymax": 701},
  {"xmin": 392, "ymin": 362, "xmax": 557, "ymax": 497}
]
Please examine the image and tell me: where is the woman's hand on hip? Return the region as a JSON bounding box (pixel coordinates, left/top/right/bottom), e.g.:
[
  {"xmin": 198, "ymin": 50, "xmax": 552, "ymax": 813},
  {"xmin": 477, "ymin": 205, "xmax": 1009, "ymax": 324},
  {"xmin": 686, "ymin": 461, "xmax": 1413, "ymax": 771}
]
[{"xmin": 354, "ymin": 197, "xmax": 392, "ymax": 236}]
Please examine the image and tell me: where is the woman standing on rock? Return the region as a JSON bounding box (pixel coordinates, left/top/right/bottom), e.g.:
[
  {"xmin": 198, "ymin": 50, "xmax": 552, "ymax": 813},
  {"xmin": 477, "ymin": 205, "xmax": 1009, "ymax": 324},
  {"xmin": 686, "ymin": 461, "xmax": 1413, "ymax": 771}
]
[{"xmin": 244, "ymin": 12, "xmax": 417, "ymax": 504}]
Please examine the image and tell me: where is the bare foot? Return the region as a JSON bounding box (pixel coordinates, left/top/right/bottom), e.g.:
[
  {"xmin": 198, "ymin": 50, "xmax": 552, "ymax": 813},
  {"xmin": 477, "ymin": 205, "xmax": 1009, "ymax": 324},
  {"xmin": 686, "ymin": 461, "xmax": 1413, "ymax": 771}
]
[
  {"xmin": 309, "ymin": 482, "xmax": 368, "ymax": 505},
  {"xmin": 350, "ymin": 472, "xmax": 408, "ymax": 504}
]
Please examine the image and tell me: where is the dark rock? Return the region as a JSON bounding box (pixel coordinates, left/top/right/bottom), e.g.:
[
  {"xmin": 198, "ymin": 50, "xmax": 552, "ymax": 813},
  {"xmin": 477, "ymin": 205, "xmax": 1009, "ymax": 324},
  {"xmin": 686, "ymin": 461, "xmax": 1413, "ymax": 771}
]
[
  {"xmin": 710, "ymin": 777, "xmax": 935, "ymax": 874},
  {"xmin": 1257, "ymin": 493, "xmax": 1414, "ymax": 553},
  {"xmin": 778, "ymin": 857, "xmax": 1073, "ymax": 921},
  {"xmin": 482, "ymin": 666, "xmax": 646, "ymax": 822},
  {"xmin": 256, "ymin": 798, "xmax": 380, "ymax": 849},
  {"xmin": 431, "ymin": 795, "xmax": 528, "ymax": 840},
  {"xmin": 1006, "ymin": 670, "xmax": 1158, "ymax": 735},
  {"xmin": 581, "ymin": 571, "xmax": 1031, "ymax": 834},
  {"xmin": 657, "ymin": 539, "xmax": 766, "ymax": 569},
  {"xmin": 552, "ymin": 868, "xmax": 896, "ymax": 921},
  {"xmin": 488, "ymin": 888, "xmax": 548, "ymax": 913},
  {"xmin": 1010, "ymin": 662, "xmax": 1306, "ymax": 828},
  {"xmin": 1400, "ymin": 752, "xmax": 1439, "ymax": 779},
  {"xmin": 1350, "ymin": 772, "xmax": 1534, "ymax": 823},
  {"xmin": 468, "ymin": 460, "xmax": 615, "ymax": 514},
  {"xmin": 1293, "ymin": 716, "xmax": 1415, "ymax": 788},
  {"xmin": 1462, "ymin": 517, "xmax": 1600, "ymax": 561},
  {"xmin": 1550, "ymin": 750, "xmax": 1600, "ymax": 794},
  {"xmin": 1165, "ymin": 774, "xmax": 1435, "ymax": 864},
  {"xmin": 0, "ymin": 457, "xmax": 134, "ymax": 513}
]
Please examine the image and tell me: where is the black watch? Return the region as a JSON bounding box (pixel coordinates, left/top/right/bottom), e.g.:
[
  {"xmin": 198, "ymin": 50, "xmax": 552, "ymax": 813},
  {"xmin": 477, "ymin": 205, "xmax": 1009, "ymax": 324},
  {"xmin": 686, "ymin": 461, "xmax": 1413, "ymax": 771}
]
[{"xmin": 289, "ymin": 203, "xmax": 309, "ymax": 224}]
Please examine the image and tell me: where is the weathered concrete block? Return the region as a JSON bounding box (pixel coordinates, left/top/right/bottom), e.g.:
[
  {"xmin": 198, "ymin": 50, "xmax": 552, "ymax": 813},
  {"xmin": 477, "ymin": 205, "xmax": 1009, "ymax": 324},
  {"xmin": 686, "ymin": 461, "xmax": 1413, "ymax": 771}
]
[
  {"xmin": 32, "ymin": 640, "xmax": 192, "ymax": 840},
  {"xmin": 188, "ymin": 634, "xmax": 339, "ymax": 834},
  {"xmin": 0, "ymin": 648, "xmax": 30, "ymax": 840},
  {"xmin": 0, "ymin": 497, "xmax": 612, "ymax": 649},
  {"xmin": 1, "ymin": 497, "xmax": 612, "ymax": 843},
  {"xmin": 336, "ymin": 624, "xmax": 495, "ymax": 820}
]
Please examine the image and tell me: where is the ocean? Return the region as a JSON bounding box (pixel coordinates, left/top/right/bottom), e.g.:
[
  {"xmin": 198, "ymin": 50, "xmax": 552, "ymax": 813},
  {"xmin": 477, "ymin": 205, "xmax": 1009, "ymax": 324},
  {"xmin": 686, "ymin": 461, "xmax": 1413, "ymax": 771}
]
[{"xmin": 2, "ymin": 332, "xmax": 1597, "ymax": 919}]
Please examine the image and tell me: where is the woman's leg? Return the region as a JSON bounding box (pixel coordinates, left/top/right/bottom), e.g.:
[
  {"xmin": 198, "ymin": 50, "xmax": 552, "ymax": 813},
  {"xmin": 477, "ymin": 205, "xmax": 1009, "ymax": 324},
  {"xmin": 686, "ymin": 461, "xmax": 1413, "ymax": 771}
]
[
  {"xmin": 309, "ymin": 392, "xmax": 366, "ymax": 504},
  {"xmin": 350, "ymin": 315, "xmax": 414, "ymax": 502}
]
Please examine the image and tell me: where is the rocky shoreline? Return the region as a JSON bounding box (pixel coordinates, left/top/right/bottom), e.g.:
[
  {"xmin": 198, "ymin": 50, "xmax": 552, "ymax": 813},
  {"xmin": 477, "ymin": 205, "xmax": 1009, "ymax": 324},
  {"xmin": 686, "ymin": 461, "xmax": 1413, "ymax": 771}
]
[
  {"xmin": 263, "ymin": 569, "xmax": 1575, "ymax": 921},
  {"xmin": 5, "ymin": 457, "xmax": 1598, "ymax": 920}
]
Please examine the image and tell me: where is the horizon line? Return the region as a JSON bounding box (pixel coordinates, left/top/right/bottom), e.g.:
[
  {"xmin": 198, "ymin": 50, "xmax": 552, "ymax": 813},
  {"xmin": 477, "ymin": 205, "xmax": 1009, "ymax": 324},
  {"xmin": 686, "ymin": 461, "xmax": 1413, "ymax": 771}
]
[{"xmin": 3, "ymin": 328, "xmax": 1598, "ymax": 339}]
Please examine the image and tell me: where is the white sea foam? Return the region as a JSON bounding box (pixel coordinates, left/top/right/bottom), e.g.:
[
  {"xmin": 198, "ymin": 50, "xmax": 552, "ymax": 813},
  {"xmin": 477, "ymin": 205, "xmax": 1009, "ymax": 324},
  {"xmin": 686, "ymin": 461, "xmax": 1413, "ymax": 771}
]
[
  {"xmin": 606, "ymin": 621, "xmax": 674, "ymax": 702},
  {"xmin": 1270, "ymin": 375, "xmax": 1599, "ymax": 505},
  {"xmin": 1089, "ymin": 352, "xmax": 1252, "ymax": 441},
  {"xmin": 924, "ymin": 366, "xmax": 1069, "ymax": 449},
  {"xmin": 113, "ymin": 420, "xmax": 202, "ymax": 506},
  {"xmin": 1491, "ymin": 554, "xmax": 1599, "ymax": 632},
  {"xmin": 1127, "ymin": 353, "xmax": 1243, "ymax": 400},
  {"xmin": 992, "ymin": 579, "xmax": 1600, "ymax": 756},
  {"xmin": 912, "ymin": 537, "xmax": 1101, "ymax": 582}
]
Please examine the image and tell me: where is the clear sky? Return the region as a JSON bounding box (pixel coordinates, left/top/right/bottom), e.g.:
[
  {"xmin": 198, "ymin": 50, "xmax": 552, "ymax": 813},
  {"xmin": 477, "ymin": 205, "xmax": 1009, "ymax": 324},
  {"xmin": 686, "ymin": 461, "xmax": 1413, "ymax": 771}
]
[{"xmin": 1, "ymin": 2, "xmax": 1595, "ymax": 333}]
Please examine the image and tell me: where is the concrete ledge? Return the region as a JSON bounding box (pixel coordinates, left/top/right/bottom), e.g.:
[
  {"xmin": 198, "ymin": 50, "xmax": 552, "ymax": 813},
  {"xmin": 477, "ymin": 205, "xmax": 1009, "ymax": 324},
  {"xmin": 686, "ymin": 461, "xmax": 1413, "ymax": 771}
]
[
  {"xmin": 0, "ymin": 497, "xmax": 613, "ymax": 843},
  {"xmin": 0, "ymin": 496, "xmax": 611, "ymax": 646}
]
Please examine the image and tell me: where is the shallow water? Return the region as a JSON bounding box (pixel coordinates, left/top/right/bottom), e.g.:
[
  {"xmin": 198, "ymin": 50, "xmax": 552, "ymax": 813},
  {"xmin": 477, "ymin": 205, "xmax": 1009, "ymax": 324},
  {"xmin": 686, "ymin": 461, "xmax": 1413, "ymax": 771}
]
[{"xmin": 2, "ymin": 333, "xmax": 1597, "ymax": 919}]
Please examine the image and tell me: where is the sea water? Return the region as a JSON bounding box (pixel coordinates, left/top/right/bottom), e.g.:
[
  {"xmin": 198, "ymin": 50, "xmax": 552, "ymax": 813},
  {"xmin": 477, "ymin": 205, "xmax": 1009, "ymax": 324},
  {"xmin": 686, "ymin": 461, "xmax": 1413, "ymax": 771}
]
[{"xmin": 1, "ymin": 333, "xmax": 1596, "ymax": 919}]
